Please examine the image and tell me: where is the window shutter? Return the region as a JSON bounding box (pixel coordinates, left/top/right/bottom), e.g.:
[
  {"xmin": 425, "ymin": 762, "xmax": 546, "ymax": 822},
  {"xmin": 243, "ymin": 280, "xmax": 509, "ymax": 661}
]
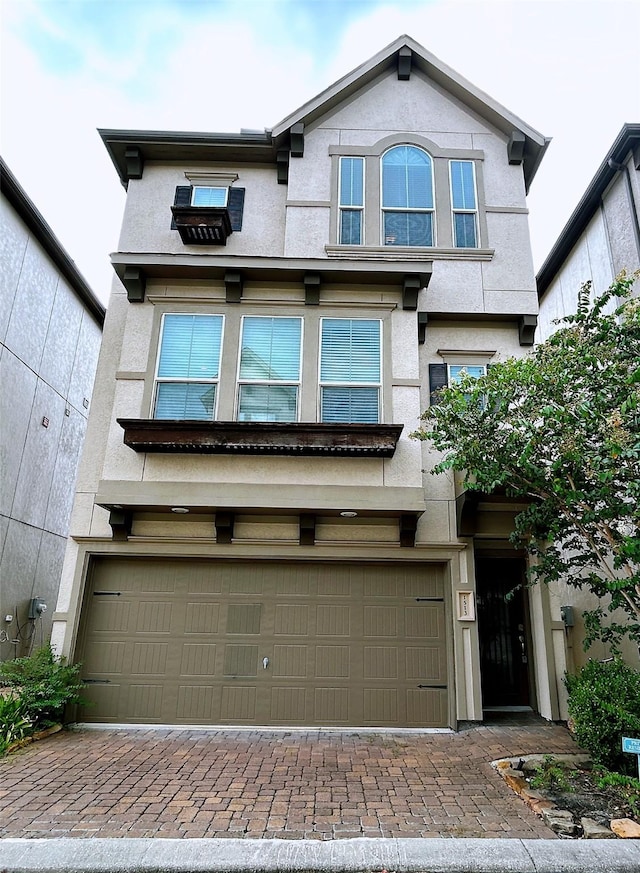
[
  {"xmin": 228, "ymin": 187, "xmax": 245, "ymax": 231},
  {"xmin": 429, "ymin": 363, "xmax": 448, "ymax": 405},
  {"xmin": 171, "ymin": 185, "xmax": 192, "ymax": 229}
]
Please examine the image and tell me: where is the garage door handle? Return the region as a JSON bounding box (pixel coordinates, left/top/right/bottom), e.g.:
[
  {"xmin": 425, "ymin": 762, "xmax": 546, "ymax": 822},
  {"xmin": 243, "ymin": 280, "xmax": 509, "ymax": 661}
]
[
  {"xmin": 93, "ymin": 591, "xmax": 121, "ymax": 596},
  {"xmin": 263, "ymin": 657, "xmax": 269, "ymax": 670},
  {"xmin": 84, "ymin": 678, "xmax": 111, "ymax": 684},
  {"xmin": 417, "ymin": 684, "xmax": 447, "ymax": 689}
]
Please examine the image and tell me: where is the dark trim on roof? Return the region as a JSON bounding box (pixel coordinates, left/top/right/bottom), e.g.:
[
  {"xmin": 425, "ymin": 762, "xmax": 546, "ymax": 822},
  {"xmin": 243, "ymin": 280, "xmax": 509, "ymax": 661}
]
[
  {"xmin": 536, "ymin": 124, "xmax": 640, "ymax": 299},
  {"xmin": 99, "ymin": 129, "xmax": 276, "ymax": 189},
  {"xmin": 1, "ymin": 157, "xmax": 105, "ymax": 326}
]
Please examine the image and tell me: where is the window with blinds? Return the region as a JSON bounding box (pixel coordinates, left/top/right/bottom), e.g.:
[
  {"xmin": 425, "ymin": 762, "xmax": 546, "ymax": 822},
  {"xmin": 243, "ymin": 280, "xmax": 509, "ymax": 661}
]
[
  {"xmin": 450, "ymin": 161, "xmax": 478, "ymax": 247},
  {"xmin": 339, "ymin": 157, "xmax": 364, "ymax": 245},
  {"xmin": 237, "ymin": 316, "xmax": 302, "ymax": 421},
  {"xmin": 154, "ymin": 314, "xmax": 223, "ymax": 419},
  {"xmin": 320, "ymin": 318, "xmax": 381, "ymax": 423},
  {"xmin": 381, "ymin": 146, "xmax": 434, "ymax": 246}
]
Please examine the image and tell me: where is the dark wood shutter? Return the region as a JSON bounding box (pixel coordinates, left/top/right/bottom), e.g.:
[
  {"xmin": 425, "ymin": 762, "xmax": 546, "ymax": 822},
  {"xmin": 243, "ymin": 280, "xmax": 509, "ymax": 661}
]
[
  {"xmin": 171, "ymin": 186, "xmax": 192, "ymax": 229},
  {"xmin": 228, "ymin": 187, "xmax": 245, "ymax": 231},
  {"xmin": 429, "ymin": 363, "xmax": 448, "ymax": 405}
]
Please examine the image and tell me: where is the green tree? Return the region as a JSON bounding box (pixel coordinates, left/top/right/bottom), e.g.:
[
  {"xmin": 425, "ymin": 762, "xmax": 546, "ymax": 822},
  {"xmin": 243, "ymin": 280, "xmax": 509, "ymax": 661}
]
[{"xmin": 413, "ymin": 273, "xmax": 640, "ymax": 649}]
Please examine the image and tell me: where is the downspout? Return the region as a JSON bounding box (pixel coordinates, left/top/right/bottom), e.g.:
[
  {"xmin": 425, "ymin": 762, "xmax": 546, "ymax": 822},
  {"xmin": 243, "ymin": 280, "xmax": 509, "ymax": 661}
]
[{"xmin": 607, "ymin": 157, "xmax": 640, "ymax": 262}]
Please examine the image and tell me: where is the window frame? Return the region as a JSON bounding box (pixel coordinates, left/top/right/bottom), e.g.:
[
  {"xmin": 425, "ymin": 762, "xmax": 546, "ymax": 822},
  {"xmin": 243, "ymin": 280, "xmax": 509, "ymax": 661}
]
[
  {"xmin": 191, "ymin": 186, "xmax": 229, "ymax": 208},
  {"xmin": 153, "ymin": 312, "xmax": 225, "ymax": 421},
  {"xmin": 449, "ymin": 160, "xmax": 478, "ymax": 248},
  {"xmin": 380, "ymin": 145, "xmax": 435, "ymax": 247},
  {"xmin": 338, "ymin": 156, "xmax": 365, "ymax": 246},
  {"xmin": 318, "ymin": 316, "xmax": 382, "ymax": 424},
  {"xmin": 235, "ymin": 314, "xmax": 303, "ymax": 423}
]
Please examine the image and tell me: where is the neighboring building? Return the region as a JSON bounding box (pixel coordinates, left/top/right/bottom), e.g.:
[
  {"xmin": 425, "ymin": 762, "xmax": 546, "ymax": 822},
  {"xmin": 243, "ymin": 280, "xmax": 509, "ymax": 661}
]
[
  {"xmin": 536, "ymin": 125, "xmax": 640, "ymax": 679},
  {"xmin": 537, "ymin": 123, "xmax": 640, "ymax": 341},
  {"xmin": 53, "ymin": 36, "xmax": 561, "ymax": 728},
  {"xmin": 0, "ymin": 159, "xmax": 105, "ymax": 660}
]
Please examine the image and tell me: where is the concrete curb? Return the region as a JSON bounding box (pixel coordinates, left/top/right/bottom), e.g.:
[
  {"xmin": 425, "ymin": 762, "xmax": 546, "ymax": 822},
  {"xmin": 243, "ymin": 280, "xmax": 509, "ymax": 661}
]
[{"xmin": 1, "ymin": 837, "xmax": 640, "ymax": 872}]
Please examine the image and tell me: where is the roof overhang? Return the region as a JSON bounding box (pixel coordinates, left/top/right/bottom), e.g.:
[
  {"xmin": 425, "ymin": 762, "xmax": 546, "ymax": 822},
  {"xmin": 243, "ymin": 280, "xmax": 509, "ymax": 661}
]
[{"xmin": 536, "ymin": 124, "xmax": 640, "ymax": 299}]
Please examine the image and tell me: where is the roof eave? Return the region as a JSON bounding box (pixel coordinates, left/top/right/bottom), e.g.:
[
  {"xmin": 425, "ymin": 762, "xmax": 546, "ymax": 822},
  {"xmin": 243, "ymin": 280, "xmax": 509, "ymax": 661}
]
[
  {"xmin": 536, "ymin": 123, "xmax": 640, "ymax": 298},
  {"xmin": 0, "ymin": 157, "xmax": 105, "ymax": 326}
]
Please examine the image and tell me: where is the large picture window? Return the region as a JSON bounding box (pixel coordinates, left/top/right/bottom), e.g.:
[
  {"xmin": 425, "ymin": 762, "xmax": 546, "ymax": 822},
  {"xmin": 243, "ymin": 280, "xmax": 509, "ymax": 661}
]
[
  {"xmin": 154, "ymin": 314, "xmax": 223, "ymax": 419},
  {"xmin": 237, "ymin": 316, "xmax": 302, "ymax": 421},
  {"xmin": 381, "ymin": 146, "xmax": 434, "ymax": 246},
  {"xmin": 320, "ymin": 318, "xmax": 381, "ymax": 423}
]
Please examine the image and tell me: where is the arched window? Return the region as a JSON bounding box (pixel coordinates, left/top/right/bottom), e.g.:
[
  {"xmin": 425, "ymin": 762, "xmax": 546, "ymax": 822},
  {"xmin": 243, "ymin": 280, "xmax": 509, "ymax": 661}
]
[{"xmin": 381, "ymin": 146, "xmax": 434, "ymax": 246}]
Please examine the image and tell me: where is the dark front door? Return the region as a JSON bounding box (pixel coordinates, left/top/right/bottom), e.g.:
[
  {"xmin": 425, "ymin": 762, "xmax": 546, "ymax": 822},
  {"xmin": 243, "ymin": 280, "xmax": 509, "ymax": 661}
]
[{"xmin": 475, "ymin": 556, "xmax": 530, "ymax": 707}]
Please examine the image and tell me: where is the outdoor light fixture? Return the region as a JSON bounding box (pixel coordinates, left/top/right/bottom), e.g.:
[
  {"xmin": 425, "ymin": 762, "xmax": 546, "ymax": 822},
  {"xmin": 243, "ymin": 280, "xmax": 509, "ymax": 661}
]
[
  {"xmin": 340, "ymin": 511, "xmax": 358, "ymax": 518},
  {"xmin": 171, "ymin": 507, "xmax": 190, "ymax": 514}
]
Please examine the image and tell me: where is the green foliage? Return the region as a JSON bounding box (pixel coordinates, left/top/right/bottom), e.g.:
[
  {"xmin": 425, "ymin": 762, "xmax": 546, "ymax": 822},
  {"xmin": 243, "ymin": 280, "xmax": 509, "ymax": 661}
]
[
  {"xmin": 0, "ymin": 693, "xmax": 33, "ymax": 755},
  {"xmin": 0, "ymin": 645, "xmax": 87, "ymax": 726},
  {"xmin": 413, "ymin": 272, "xmax": 640, "ymax": 648},
  {"xmin": 529, "ymin": 755, "xmax": 572, "ymax": 792},
  {"xmin": 595, "ymin": 770, "xmax": 640, "ymax": 817},
  {"xmin": 564, "ymin": 658, "xmax": 640, "ymax": 774}
]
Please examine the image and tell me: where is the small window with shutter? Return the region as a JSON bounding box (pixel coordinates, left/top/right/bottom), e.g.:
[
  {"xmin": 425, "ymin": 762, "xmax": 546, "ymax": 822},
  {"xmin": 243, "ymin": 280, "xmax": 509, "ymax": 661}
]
[{"xmin": 171, "ymin": 176, "xmax": 245, "ymax": 242}]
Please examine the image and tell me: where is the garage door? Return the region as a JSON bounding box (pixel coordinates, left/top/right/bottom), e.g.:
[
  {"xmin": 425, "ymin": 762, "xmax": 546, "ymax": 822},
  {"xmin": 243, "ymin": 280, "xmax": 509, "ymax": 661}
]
[{"xmin": 77, "ymin": 558, "xmax": 449, "ymax": 728}]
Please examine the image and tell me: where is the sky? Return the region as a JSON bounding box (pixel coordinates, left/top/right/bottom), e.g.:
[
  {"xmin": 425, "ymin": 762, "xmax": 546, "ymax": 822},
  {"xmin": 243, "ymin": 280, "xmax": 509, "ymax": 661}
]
[{"xmin": 2, "ymin": 0, "xmax": 639, "ymax": 306}]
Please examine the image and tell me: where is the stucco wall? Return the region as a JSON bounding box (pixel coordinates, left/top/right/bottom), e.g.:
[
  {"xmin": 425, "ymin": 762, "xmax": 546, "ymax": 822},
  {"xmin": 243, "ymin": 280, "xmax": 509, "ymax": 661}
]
[{"xmin": 0, "ymin": 196, "xmax": 102, "ymax": 659}]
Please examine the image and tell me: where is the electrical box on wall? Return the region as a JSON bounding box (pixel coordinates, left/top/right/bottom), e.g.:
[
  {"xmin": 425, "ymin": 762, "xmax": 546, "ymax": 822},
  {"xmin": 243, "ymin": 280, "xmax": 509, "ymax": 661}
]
[{"xmin": 28, "ymin": 598, "xmax": 47, "ymax": 619}]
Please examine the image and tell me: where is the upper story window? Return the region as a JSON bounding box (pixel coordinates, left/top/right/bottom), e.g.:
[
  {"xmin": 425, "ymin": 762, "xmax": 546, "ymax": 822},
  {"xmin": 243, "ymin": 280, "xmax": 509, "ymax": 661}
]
[
  {"xmin": 320, "ymin": 318, "xmax": 381, "ymax": 423},
  {"xmin": 237, "ymin": 316, "xmax": 302, "ymax": 422},
  {"xmin": 191, "ymin": 186, "xmax": 229, "ymax": 208},
  {"xmin": 339, "ymin": 157, "xmax": 364, "ymax": 245},
  {"xmin": 448, "ymin": 364, "xmax": 486, "ymax": 384},
  {"xmin": 450, "ymin": 161, "xmax": 477, "ymax": 248},
  {"xmin": 381, "ymin": 146, "xmax": 434, "ymax": 246},
  {"xmin": 154, "ymin": 314, "xmax": 223, "ymax": 419}
]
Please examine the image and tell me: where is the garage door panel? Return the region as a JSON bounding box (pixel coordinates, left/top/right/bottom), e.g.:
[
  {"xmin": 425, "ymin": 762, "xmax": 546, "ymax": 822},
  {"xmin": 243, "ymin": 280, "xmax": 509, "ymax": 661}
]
[
  {"xmin": 79, "ymin": 559, "xmax": 450, "ymax": 727},
  {"xmin": 273, "ymin": 645, "xmax": 308, "ymax": 677},
  {"xmin": 177, "ymin": 685, "xmax": 219, "ymax": 721},
  {"xmin": 221, "ymin": 685, "xmax": 256, "ymax": 720},
  {"xmin": 180, "ymin": 643, "xmax": 217, "ymax": 676},
  {"xmin": 184, "ymin": 602, "xmax": 220, "ymax": 634}
]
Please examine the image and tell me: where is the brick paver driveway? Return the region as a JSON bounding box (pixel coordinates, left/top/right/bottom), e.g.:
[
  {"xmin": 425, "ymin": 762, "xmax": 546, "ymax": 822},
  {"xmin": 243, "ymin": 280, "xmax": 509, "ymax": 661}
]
[{"xmin": 0, "ymin": 719, "xmax": 580, "ymax": 840}]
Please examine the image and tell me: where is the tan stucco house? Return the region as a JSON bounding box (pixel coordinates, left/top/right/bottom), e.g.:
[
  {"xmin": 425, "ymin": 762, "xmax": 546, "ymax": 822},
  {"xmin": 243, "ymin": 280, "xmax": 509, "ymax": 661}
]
[{"xmin": 53, "ymin": 36, "xmax": 566, "ymax": 728}]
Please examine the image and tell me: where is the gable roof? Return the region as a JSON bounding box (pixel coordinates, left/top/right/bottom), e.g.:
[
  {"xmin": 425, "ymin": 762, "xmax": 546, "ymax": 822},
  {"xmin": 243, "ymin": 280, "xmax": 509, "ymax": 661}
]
[
  {"xmin": 272, "ymin": 35, "xmax": 550, "ymax": 191},
  {"xmin": 536, "ymin": 123, "xmax": 640, "ymax": 299}
]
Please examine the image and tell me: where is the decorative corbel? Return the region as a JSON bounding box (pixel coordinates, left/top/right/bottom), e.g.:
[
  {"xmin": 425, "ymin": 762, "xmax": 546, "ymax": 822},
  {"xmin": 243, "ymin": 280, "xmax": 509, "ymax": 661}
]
[
  {"xmin": 277, "ymin": 149, "xmax": 290, "ymax": 184},
  {"xmin": 507, "ymin": 131, "xmax": 526, "ymax": 165},
  {"xmin": 122, "ymin": 267, "xmax": 146, "ymax": 303},
  {"xmin": 215, "ymin": 511, "xmax": 235, "ymax": 544},
  {"xmin": 398, "ymin": 47, "xmax": 412, "ymax": 80},
  {"xmin": 124, "ymin": 146, "xmax": 144, "ymax": 180},
  {"xmin": 109, "ymin": 509, "xmax": 132, "ymax": 541},
  {"xmin": 519, "ymin": 314, "xmax": 537, "ymax": 346},
  {"xmin": 299, "ymin": 513, "xmax": 316, "ymax": 546},
  {"xmin": 290, "ymin": 122, "xmax": 305, "ymax": 158},
  {"xmin": 418, "ymin": 312, "xmax": 428, "ymax": 345},
  {"xmin": 403, "ymin": 275, "xmax": 421, "ymax": 311},
  {"xmin": 399, "ymin": 513, "xmax": 418, "ymax": 547},
  {"xmin": 225, "ymin": 271, "xmax": 243, "ymax": 304},
  {"xmin": 304, "ymin": 272, "xmax": 321, "ymax": 305}
]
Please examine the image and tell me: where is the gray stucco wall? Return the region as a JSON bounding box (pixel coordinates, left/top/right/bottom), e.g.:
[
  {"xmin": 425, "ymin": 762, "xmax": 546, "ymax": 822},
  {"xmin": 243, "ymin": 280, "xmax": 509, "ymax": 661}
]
[{"xmin": 0, "ymin": 196, "xmax": 102, "ymax": 660}]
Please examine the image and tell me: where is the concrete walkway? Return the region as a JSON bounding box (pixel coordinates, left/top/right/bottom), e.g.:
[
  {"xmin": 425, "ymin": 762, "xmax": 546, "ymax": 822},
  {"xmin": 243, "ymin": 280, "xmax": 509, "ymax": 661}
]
[{"xmin": 2, "ymin": 835, "xmax": 640, "ymax": 872}]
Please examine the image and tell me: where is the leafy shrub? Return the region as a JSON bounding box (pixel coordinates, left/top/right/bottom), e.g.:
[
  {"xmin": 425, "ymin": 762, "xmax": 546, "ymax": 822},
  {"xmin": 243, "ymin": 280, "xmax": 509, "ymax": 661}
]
[
  {"xmin": 529, "ymin": 755, "xmax": 572, "ymax": 793},
  {"xmin": 0, "ymin": 693, "xmax": 32, "ymax": 754},
  {"xmin": 0, "ymin": 645, "xmax": 87, "ymax": 727},
  {"xmin": 564, "ymin": 658, "xmax": 640, "ymax": 774},
  {"xmin": 596, "ymin": 770, "xmax": 640, "ymax": 818}
]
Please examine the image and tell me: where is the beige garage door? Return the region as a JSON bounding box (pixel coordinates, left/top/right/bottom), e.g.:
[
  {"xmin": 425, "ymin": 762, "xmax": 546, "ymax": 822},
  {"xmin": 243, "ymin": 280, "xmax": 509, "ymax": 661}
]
[{"xmin": 77, "ymin": 558, "xmax": 449, "ymax": 728}]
